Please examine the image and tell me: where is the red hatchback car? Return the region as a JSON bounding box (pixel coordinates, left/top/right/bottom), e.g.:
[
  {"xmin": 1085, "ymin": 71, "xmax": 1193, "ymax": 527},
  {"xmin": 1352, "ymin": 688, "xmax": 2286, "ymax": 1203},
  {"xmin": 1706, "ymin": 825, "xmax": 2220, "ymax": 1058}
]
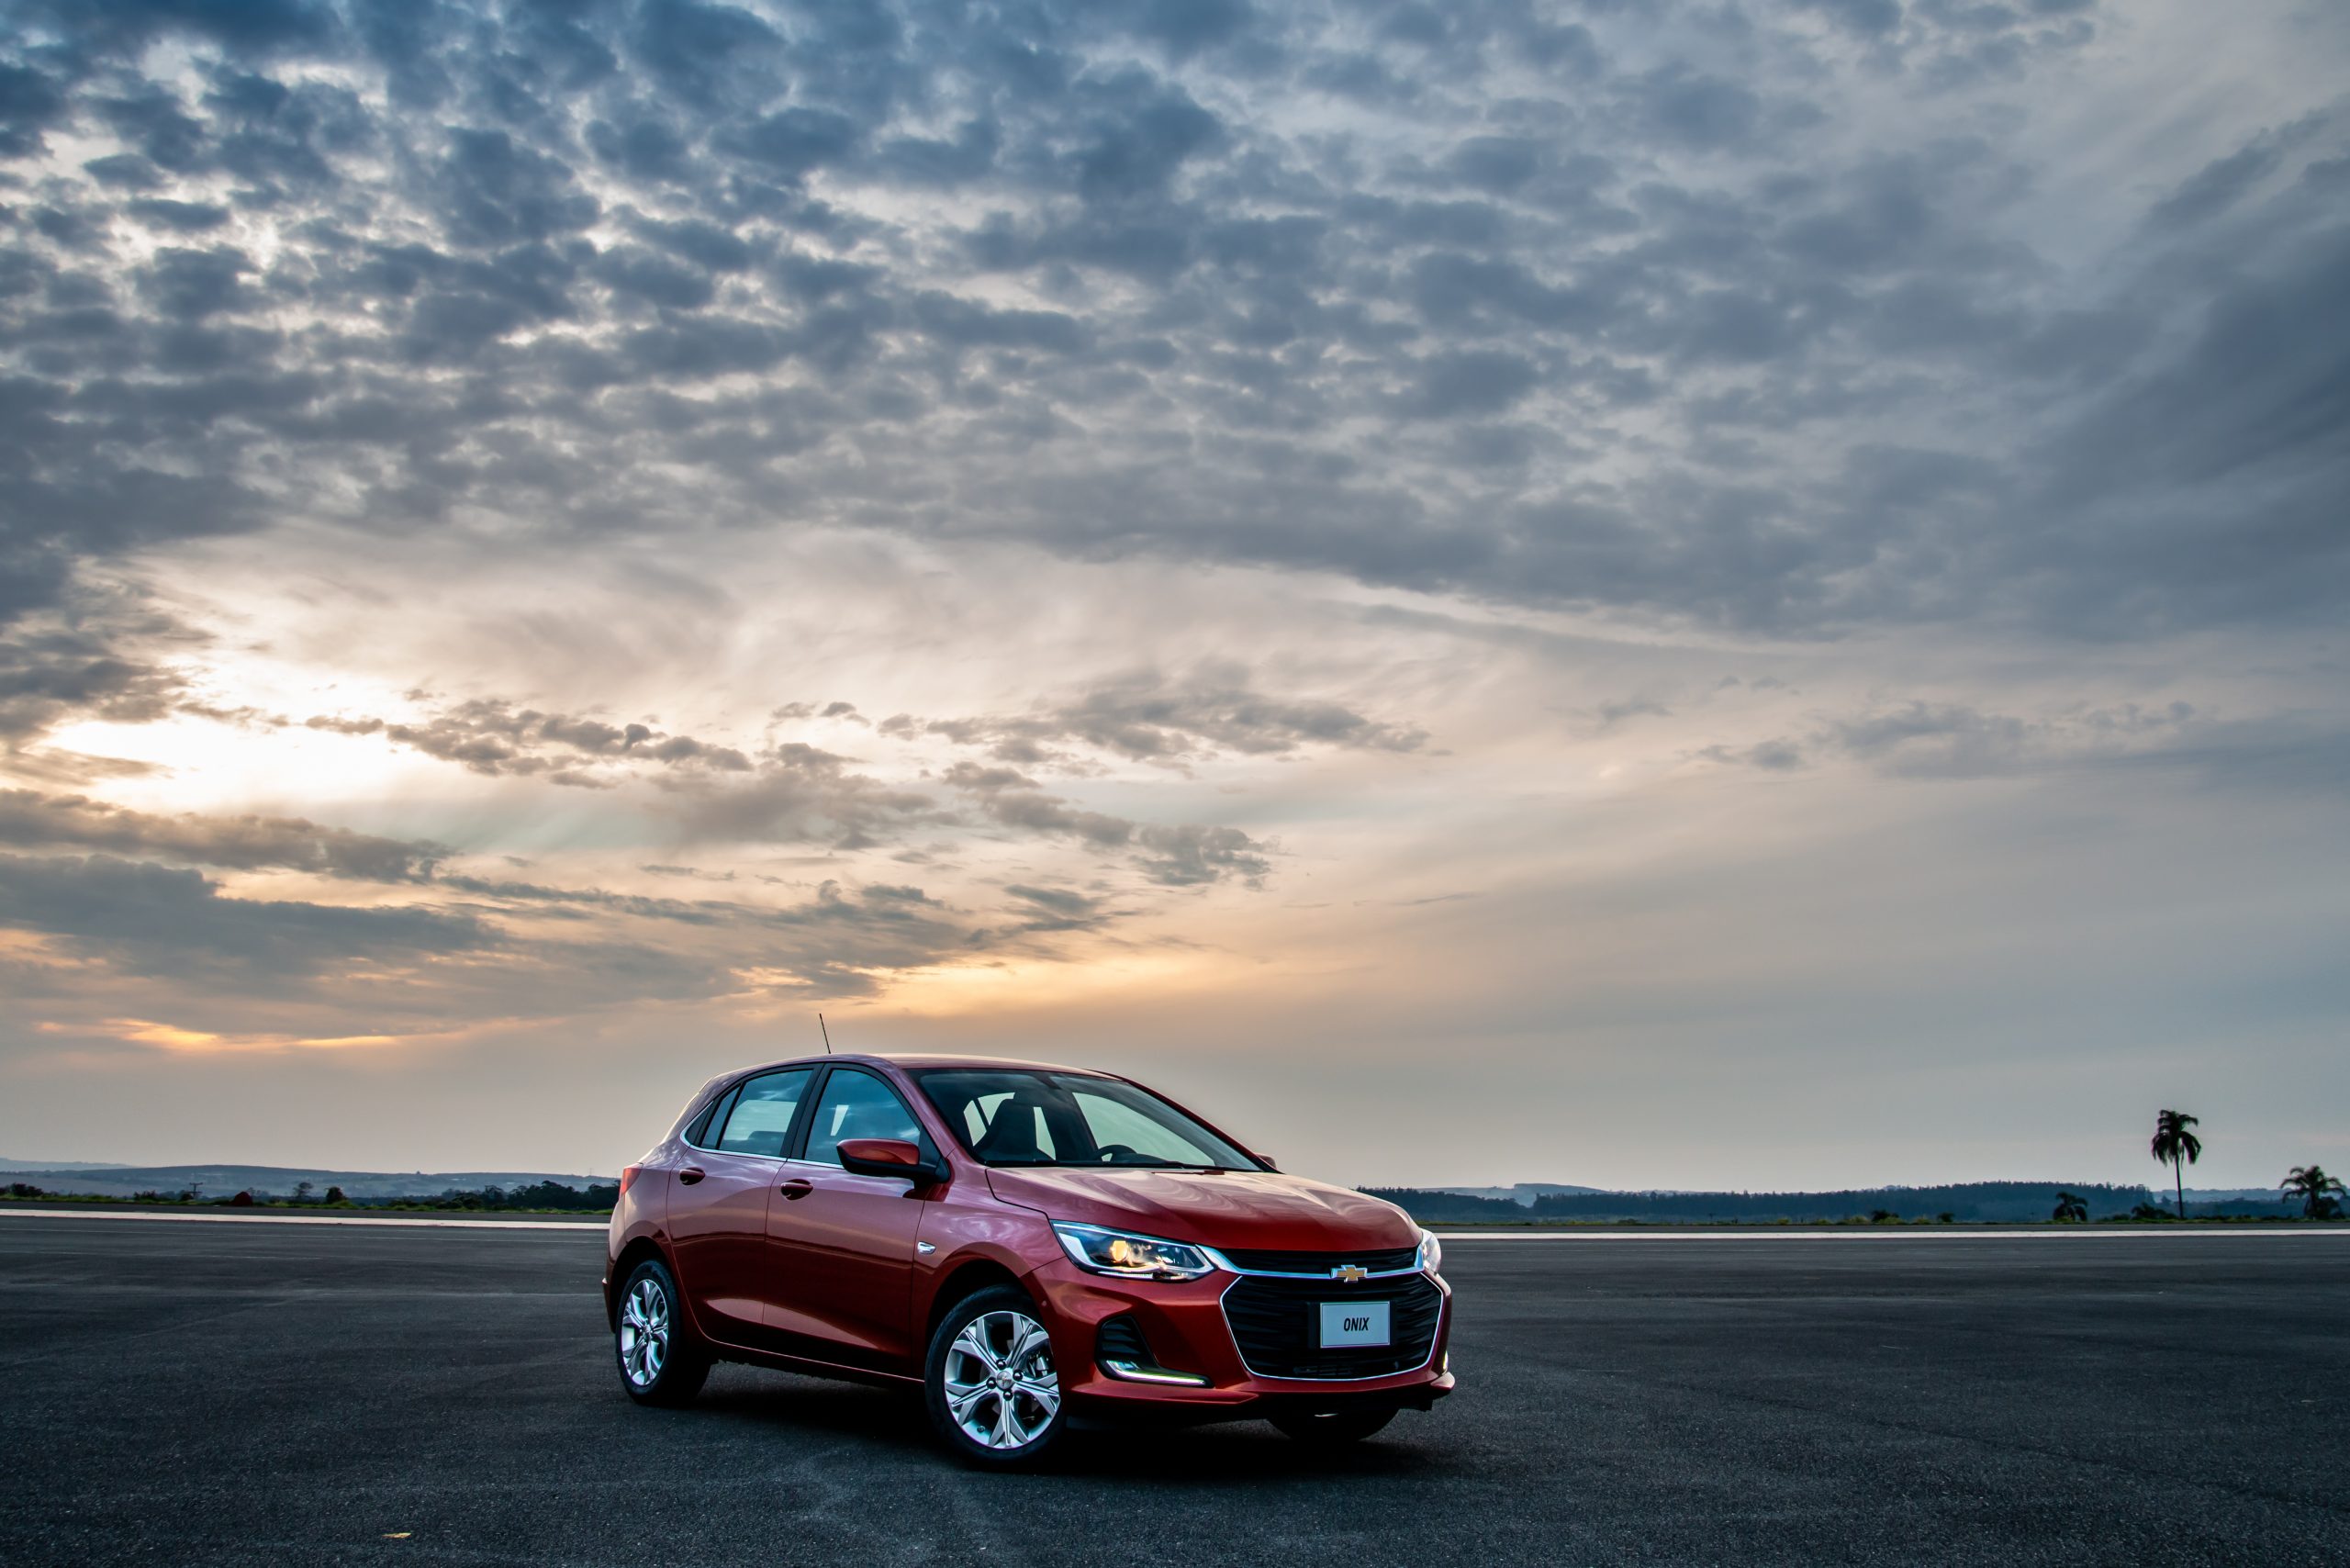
[{"xmin": 605, "ymin": 1053, "xmax": 1453, "ymax": 1465}]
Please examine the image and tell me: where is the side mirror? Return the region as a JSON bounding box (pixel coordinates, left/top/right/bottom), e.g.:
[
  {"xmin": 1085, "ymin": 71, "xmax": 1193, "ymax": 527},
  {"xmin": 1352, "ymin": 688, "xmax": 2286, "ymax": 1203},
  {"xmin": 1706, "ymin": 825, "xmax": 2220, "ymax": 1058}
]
[
  {"xmin": 1252, "ymin": 1151, "xmax": 1277, "ymax": 1170},
  {"xmin": 838, "ymin": 1137, "xmax": 946, "ymax": 1185}
]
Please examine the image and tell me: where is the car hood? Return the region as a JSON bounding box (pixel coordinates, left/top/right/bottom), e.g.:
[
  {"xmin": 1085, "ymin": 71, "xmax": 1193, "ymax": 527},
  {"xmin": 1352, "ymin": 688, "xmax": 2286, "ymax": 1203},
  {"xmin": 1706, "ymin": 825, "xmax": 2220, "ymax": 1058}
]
[{"xmin": 984, "ymin": 1165, "xmax": 1418, "ymax": 1254}]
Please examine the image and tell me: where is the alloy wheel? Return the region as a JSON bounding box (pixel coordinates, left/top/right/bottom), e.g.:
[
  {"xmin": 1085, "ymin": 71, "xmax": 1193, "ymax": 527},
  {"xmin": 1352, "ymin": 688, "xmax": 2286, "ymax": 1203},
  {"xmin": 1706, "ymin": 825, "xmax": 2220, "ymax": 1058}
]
[
  {"xmin": 619, "ymin": 1274, "xmax": 671, "ymax": 1390},
  {"xmin": 941, "ymin": 1309, "xmax": 1060, "ymax": 1450}
]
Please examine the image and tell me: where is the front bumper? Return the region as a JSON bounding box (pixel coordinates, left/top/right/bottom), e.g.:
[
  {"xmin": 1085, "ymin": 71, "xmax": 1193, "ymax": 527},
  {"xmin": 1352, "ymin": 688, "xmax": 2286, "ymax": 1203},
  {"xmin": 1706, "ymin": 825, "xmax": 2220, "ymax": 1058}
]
[{"xmin": 1027, "ymin": 1256, "xmax": 1455, "ymax": 1421}]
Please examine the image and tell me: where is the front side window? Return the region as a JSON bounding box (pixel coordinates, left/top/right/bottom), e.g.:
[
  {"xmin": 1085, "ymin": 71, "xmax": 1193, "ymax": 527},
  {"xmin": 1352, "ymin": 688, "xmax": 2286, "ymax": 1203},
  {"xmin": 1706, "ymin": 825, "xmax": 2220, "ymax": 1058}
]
[
  {"xmin": 713, "ymin": 1069, "xmax": 812, "ymax": 1157},
  {"xmin": 914, "ymin": 1070, "xmax": 1258, "ymax": 1170},
  {"xmin": 804, "ymin": 1070, "xmax": 924, "ymax": 1167}
]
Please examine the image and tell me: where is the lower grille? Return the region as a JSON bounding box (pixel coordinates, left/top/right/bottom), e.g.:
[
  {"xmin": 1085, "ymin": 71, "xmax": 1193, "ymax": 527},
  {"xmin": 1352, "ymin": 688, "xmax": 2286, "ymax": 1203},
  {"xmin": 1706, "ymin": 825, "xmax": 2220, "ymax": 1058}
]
[{"xmin": 1223, "ymin": 1273, "xmax": 1442, "ymax": 1380}]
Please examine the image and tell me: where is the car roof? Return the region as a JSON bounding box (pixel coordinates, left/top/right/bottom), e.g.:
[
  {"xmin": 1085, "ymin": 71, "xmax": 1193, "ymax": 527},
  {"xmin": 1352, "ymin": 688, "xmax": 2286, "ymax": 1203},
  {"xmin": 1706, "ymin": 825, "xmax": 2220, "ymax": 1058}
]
[{"xmin": 719, "ymin": 1050, "xmax": 1113, "ymax": 1079}]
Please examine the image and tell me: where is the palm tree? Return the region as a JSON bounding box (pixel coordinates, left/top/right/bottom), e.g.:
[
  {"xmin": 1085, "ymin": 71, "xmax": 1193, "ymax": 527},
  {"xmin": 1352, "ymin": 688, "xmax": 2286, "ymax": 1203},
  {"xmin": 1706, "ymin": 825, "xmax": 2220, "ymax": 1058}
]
[
  {"xmin": 2280, "ymin": 1165, "xmax": 2346, "ymax": 1220},
  {"xmin": 2150, "ymin": 1109, "xmax": 2201, "ymax": 1220},
  {"xmin": 2052, "ymin": 1192, "xmax": 2088, "ymax": 1224}
]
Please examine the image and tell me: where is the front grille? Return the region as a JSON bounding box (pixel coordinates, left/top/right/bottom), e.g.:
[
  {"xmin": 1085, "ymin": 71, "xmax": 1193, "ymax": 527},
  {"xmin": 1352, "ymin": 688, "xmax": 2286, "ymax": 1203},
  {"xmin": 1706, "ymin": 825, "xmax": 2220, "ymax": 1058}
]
[
  {"xmin": 1223, "ymin": 1273, "xmax": 1443, "ymax": 1380},
  {"xmin": 1217, "ymin": 1245, "xmax": 1420, "ymax": 1275}
]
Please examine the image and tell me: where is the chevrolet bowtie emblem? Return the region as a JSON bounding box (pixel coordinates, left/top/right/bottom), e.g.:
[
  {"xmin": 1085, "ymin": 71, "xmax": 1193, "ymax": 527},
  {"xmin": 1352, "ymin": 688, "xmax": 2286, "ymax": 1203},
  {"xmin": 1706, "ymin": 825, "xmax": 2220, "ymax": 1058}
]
[{"xmin": 1332, "ymin": 1264, "xmax": 1369, "ymax": 1283}]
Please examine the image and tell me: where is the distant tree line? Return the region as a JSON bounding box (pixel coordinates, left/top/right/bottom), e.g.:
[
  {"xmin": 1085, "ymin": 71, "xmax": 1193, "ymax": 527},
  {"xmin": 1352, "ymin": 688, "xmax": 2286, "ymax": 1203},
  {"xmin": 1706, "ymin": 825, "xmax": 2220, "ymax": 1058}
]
[
  {"xmin": 3, "ymin": 1180, "xmax": 619, "ymax": 1212},
  {"xmin": 382, "ymin": 1182, "xmax": 620, "ymax": 1212},
  {"xmin": 1362, "ymin": 1189, "xmax": 1529, "ymax": 1223},
  {"xmin": 1372, "ymin": 1109, "xmax": 2344, "ymax": 1226},
  {"xmin": 1370, "ymin": 1182, "xmax": 2166, "ymax": 1225}
]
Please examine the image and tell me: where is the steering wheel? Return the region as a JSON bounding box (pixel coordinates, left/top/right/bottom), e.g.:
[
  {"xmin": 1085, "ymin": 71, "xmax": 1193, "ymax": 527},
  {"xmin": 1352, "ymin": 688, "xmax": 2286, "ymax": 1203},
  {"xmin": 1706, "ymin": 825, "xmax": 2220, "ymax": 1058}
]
[{"xmin": 1096, "ymin": 1144, "xmax": 1142, "ymax": 1164}]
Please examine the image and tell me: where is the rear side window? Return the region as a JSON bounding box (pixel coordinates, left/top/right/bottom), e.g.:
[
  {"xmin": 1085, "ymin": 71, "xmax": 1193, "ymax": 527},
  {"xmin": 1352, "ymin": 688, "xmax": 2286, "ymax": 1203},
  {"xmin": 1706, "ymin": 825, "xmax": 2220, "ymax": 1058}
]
[{"xmin": 714, "ymin": 1069, "xmax": 812, "ymax": 1157}]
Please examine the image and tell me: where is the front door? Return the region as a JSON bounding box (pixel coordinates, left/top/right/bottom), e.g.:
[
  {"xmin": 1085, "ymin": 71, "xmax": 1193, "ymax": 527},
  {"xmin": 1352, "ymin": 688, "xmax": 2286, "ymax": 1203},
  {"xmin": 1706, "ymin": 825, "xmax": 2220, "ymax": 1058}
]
[
  {"xmin": 666, "ymin": 1068, "xmax": 812, "ymax": 1348},
  {"xmin": 764, "ymin": 1066, "xmax": 932, "ymax": 1371}
]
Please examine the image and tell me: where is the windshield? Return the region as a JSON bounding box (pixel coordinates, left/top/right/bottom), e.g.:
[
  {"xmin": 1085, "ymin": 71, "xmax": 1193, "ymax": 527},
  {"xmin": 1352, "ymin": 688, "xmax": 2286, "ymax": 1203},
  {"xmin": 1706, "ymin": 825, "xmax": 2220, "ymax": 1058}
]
[{"xmin": 912, "ymin": 1070, "xmax": 1260, "ymax": 1170}]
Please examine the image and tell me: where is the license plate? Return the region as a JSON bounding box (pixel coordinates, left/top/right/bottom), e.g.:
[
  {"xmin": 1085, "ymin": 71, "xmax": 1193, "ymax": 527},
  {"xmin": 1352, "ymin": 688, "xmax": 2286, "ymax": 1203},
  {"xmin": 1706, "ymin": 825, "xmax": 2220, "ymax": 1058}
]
[{"xmin": 1317, "ymin": 1299, "xmax": 1391, "ymax": 1348}]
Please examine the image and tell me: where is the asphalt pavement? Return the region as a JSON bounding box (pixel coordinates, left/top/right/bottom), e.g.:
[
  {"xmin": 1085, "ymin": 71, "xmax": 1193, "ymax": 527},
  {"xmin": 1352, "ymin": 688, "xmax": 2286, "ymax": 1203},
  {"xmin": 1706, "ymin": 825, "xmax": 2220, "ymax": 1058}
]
[{"xmin": 1, "ymin": 1215, "xmax": 2344, "ymax": 1567}]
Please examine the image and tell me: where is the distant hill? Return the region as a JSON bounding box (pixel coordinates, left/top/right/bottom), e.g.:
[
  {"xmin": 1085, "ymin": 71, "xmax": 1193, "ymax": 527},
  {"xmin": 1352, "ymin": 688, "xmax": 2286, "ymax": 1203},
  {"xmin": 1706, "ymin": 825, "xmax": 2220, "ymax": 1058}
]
[
  {"xmin": 0, "ymin": 1157, "xmax": 132, "ymax": 1171},
  {"xmin": 2172, "ymin": 1187, "xmax": 2297, "ymax": 1204},
  {"xmin": 1432, "ymin": 1183, "xmax": 1606, "ymax": 1204},
  {"xmin": 2, "ymin": 1163, "xmax": 607, "ymax": 1201}
]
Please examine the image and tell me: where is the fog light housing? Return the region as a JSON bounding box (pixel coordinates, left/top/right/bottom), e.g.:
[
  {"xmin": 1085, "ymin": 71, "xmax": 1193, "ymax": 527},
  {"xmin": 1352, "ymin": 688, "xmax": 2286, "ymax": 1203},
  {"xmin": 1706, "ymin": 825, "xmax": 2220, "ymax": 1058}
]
[{"xmin": 1095, "ymin": 1312, "xmax": 1209, "ymax": 1385}]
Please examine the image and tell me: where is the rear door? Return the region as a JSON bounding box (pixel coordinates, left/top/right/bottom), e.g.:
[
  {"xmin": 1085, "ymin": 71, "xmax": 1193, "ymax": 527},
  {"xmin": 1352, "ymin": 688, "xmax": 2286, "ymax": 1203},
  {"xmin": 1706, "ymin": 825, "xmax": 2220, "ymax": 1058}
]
[
  {"xmin": 666, "ymin": 1069, "xmax": 813, "ymax": 1348},
  {"xmin": 763, "ymin": 1065, "xmax": 934, "ymax": 1371}
]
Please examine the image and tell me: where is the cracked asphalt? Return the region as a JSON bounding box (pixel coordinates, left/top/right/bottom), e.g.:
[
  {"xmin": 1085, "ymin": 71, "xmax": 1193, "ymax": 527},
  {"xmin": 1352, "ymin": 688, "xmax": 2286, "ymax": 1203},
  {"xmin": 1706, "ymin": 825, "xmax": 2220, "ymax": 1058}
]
[{"xmin": 1, "ymin": 1215, "xmax": 2344, "ymax": 1566}]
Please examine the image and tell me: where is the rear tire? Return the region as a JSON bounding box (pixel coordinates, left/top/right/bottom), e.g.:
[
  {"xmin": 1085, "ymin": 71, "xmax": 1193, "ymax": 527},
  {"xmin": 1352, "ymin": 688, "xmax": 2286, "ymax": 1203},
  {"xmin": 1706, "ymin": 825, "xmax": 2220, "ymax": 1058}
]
[
  {"xmin": 615, "ymin": 1258, "xmax": 710, "ymax": 1407},
  {"xmin": 923, "ymin": 1284, "xmax": 1067, "ymax": 1468},
  {"xmin": 1269, "ymin": 1408, "xmax": 1396, "ymax": 1447}
]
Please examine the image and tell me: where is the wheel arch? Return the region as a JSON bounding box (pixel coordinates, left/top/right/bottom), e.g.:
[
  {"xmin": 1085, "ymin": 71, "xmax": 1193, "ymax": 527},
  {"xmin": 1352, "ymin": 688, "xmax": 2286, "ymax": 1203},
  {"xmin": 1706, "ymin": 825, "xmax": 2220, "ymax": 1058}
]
[
  {"xmin": 607, "ymin": 1234, "xmax": 672, "ymax": 1329},
  {"xmin": 922, "ymin": 1253, "xmax": 1033, "ymax": 1347}
]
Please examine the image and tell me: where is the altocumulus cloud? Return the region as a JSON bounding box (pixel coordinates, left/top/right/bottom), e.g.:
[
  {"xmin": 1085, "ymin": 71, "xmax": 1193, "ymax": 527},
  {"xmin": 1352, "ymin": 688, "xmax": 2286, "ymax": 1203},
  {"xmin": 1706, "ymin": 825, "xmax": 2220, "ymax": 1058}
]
[
  {"xmin": 0, "ymin": 852, "xmax": 492, "ymax": 980},
  {"xmin": 0, "ymin": 0, "xmax": 2340, "ymax": 644},
  {"xmin": 0, "ymin": 789, "xmax": 447, "ymax": 879}
]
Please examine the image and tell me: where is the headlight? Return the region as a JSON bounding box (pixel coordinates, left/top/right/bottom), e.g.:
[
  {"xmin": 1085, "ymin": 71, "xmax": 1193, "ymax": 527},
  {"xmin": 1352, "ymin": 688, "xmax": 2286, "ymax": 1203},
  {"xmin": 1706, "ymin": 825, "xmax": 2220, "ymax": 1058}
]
[
  {"xmin": 1418, "ymin": 1229, "xmax": 1442, "ymax": 1274},
  {"xmin": 1052, "ymin": 1222, "xmax": 1216, "ymax": 1282}
]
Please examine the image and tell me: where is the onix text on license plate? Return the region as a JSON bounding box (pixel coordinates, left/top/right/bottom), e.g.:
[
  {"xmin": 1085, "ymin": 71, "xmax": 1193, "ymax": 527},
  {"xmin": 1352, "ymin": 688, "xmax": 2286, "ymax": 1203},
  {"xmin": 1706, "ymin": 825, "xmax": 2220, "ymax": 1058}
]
[{"xmin": 1316, "ymin": 1299, "xmax": 1391, "ymax": 1348}]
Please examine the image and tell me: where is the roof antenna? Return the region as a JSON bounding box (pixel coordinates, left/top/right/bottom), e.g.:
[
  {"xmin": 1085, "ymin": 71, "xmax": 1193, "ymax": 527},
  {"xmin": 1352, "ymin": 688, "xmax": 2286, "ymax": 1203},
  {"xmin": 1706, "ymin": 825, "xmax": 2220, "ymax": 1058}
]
[{"xmin": 817, "ymin": 1013, "xmax": 833, "ymax": 1055}]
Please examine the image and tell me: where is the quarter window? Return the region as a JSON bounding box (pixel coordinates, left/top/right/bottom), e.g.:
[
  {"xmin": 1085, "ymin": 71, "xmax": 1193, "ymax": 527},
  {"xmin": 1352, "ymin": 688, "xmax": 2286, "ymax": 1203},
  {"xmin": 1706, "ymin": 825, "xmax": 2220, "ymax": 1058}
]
[
  {"xmin": 685, "ymin": 1086, "xmax": 738, "ymax": 1150},
  {"xmin": 713, "ymin": 1069, "xmax": 812, "ymax": 1158}
]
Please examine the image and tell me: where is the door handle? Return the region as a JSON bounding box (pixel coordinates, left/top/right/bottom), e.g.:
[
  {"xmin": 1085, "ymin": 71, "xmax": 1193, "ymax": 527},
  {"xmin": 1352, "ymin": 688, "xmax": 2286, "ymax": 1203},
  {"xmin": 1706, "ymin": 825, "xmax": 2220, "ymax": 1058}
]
[
  {"xmin": 677, "ymin": 1167, "xmax": 705, "ymax": 1185},
  {"xmin": 779, "ymin": 1179, "xmax": 814, "ymax": 1200}
]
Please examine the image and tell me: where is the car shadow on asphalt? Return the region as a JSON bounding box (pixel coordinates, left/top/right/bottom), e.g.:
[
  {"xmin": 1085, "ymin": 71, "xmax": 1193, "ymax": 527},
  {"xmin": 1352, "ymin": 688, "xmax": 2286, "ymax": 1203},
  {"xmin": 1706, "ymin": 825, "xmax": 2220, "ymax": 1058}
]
[{"xmin": 688, "ymin": 1369, "xmax": 1463, "ymax": 1483}]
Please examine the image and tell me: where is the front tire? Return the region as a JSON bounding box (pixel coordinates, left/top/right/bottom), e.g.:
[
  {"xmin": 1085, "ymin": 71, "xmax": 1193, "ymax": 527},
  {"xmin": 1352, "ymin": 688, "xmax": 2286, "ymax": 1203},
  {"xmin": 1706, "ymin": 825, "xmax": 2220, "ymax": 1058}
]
[
  {"xmin": 923, "ymin": 1284, "xmax": 1067, "ymax": 1468},
  {"xmin": 1270, "ymin": 1408, "xmax": 1396, "ymax": 1447},
  {"xmin": 615, "ymin": 1258, "xmax": 710, "ymax": 1407}
]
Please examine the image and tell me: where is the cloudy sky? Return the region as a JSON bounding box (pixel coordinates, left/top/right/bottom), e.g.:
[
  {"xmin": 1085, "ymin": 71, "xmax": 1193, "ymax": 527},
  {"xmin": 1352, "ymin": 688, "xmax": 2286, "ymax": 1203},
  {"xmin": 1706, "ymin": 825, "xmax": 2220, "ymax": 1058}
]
[{"xmin": 1, "ymin": 0, "xmax": 2343, "ymax": 1192}]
